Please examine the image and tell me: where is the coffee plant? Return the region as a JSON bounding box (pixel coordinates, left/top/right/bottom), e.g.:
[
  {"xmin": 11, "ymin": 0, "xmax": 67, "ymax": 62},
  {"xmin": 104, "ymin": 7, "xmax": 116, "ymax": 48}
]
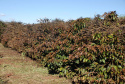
[
  {"xmin": 0, "ymin": 11, "xmax": 125, "ymax": 84},
  {"xmin": 0, "ymin": 21, "xmax": 6, "ymax": 42}
]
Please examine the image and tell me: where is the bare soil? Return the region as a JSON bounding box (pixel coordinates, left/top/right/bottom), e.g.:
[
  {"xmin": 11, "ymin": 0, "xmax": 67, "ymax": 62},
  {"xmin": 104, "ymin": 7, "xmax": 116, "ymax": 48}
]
[{"xmin": 0, "ymin": 43, "xmax": 71, "ymax": 84}]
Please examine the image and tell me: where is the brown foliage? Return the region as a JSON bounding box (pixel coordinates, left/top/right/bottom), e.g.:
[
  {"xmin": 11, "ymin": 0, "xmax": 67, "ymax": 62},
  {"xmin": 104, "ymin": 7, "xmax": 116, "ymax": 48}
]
[{"xmin": 0, "ymin": 11, "xmax": 125, "ymax": 84}]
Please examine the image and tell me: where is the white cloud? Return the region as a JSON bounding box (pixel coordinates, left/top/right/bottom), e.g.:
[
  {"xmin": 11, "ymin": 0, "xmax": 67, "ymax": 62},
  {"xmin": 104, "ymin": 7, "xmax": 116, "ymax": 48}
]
[{"xmin": 0, "ymin": 13, "xmax": 5, "ymax": 16}]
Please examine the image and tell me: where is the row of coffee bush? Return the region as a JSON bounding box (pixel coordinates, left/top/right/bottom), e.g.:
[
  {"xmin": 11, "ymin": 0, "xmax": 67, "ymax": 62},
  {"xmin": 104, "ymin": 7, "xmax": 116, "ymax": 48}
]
[{"xmin": 0, "ymin": 11, "xmax": 125, "ymax": 83}]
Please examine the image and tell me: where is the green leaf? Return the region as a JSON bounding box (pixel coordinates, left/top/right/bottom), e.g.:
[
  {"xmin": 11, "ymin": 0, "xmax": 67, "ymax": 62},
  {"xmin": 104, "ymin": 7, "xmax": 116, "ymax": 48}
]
[
  {"xmin": 83, "ymin": 58, "xmax": 88, "ymax": 63},
  {"xmin": 81, "ymin": 69, "xmax": 86, "ymax": 74},
  {"xmin": 101, "ymin": 67, "xmax": 106, "ymax": 72},
  {"xmin": 113, "ymin": 65, "xmax": 118, "ymax": 71},
  {"xmin": 102, "ymin": 59, "xmax": 105, "ymax": 63},
  {"xmin": 118, "ymin": 65, "xmax": 122, "ymax": 69},
  {"xmin": 91, "ymin": 43, "xmax": 96, "ymax": 46},
  {"xmin": 57, "ymin": 46, "xmax": 60, "ymax": 49},
  {"xmin": 59, "ymin": 67, "xmax": 63, "ymax": 71},
  {"xmin": 75, "ymin": 60, "xmax": 79, "ymax": 64},
  {"xmin": 80, "ymin": 57, "xmax": 83, "ymax": 61},
  {"xmin": 104, "ymin": 73, "xmax": 108, "ymax": 79},
  {"xmin": 107, "ymin": 66, "xmax": 111, "ymax": 72},
  {"xmin": 99, "ymin": 59, "xmax": 105, "ymax": 63},
  {"xmin": 21, "ymin": 52, "xmax": 26, "ymax": 57},
  {"xmin": 87, "ymin": 60, "xmax": 91, "ymax": 63},
  {"xmin": 98, "ymin": 33, "xmax": 101, "ymax": 38},
  {"xmin": 108, "ymin": 34, "xmax": 114, "ymax": 39}
]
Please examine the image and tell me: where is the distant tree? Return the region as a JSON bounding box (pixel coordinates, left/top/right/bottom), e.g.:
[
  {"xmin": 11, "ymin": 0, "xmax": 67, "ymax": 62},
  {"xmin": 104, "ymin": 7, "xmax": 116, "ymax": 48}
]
[
  {"xmin": 37, "ymin": 18, "xmax": 50, "ymax": 23},
  {"xmin": 52, "ymin": 18, "xmax": 64, "ymax": 23}
]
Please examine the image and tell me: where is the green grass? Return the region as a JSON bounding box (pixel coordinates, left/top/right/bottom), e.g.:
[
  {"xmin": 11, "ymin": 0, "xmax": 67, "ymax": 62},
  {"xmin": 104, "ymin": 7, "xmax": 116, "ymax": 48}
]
[{"xmin": 0, "ymin": 44, "xmax": 71, "ymax": 84}]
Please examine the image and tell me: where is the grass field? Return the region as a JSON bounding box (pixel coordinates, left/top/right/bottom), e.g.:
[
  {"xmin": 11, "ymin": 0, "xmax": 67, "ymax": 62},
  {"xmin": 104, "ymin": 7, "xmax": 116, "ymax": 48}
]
[{"xmin": 0, "ymin": 43, "xmax": 71, "ymax": 84}]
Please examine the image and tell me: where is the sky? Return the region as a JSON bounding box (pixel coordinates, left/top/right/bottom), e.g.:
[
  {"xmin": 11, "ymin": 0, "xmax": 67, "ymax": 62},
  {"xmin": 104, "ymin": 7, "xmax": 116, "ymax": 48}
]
[{"xmin": 0, "ymin": 0, "xmax": 125, "ymax": 24}]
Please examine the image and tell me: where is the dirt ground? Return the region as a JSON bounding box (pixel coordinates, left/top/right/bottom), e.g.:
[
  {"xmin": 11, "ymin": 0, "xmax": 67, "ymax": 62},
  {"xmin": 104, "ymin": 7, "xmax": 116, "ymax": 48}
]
[{"xmin": 0, "ymin": 43, "xmax": 71, "ymax": 84}]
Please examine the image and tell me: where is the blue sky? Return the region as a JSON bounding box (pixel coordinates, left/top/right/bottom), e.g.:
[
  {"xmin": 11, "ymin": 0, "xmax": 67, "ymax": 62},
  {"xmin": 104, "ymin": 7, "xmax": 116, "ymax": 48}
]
[{"xmin": 0, "ymin": 0, "xmax": 125, "ymax": 24}]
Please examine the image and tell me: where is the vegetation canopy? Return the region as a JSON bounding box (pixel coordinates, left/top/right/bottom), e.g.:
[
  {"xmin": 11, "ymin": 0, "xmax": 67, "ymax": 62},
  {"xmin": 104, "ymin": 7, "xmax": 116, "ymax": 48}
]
[{"xmin": 0, "ymin": 11, "xmax": 125, "ymax": 84}]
